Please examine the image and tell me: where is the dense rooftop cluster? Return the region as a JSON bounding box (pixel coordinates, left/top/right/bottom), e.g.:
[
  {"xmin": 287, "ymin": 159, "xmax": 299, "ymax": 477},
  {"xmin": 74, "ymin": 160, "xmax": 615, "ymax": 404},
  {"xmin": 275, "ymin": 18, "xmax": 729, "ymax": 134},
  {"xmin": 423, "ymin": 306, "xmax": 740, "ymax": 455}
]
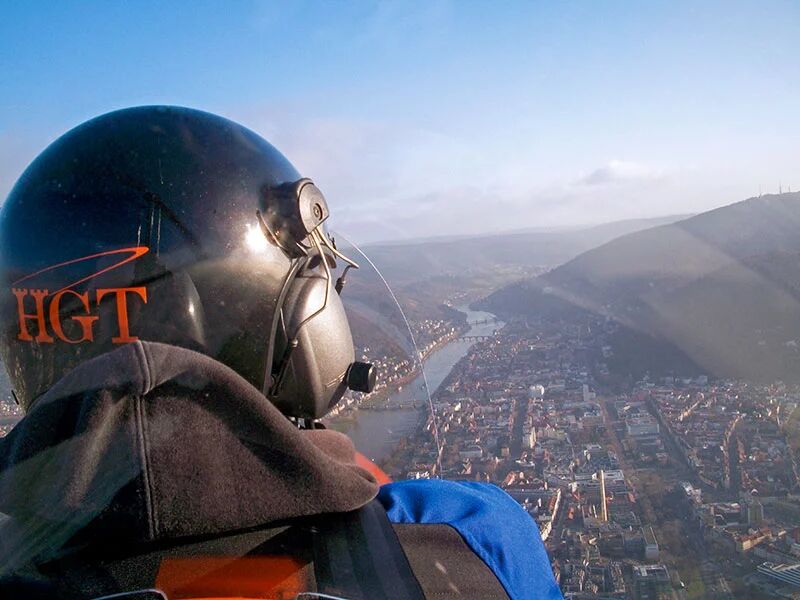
[{"xmin": 385, "ymin": 309, "xmax": 800, "ymax": 597}]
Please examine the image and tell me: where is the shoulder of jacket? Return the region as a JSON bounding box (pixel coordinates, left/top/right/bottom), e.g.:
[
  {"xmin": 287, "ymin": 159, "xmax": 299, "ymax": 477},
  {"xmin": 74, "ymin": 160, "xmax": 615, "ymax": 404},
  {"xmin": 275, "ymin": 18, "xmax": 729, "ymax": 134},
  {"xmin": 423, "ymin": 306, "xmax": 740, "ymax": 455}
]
[{"xmin": 377, "ymin": 480, "xmax": 563, "ymax": 600}]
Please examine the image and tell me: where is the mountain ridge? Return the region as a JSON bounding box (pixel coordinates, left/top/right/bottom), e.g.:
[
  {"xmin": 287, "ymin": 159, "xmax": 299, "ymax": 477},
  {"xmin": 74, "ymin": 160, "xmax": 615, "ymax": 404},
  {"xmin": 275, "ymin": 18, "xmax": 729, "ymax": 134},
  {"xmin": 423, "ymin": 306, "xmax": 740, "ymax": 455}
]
[{"xmin": 483, "ymin": 192, "xmax": 800, "ymax": 382}]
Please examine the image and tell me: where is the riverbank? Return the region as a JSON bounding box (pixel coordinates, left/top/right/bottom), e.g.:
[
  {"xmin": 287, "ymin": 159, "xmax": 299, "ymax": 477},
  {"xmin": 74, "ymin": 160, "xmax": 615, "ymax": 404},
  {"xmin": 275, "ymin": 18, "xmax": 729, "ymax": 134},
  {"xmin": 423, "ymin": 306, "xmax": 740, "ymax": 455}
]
[
  {"xmin": 326, "ymin": 324, "xmax": 470, "ymax": 419},
  {"xmin": 358, "ymin": 326, "xmax": 468, "ymax": 409},
  {"xmin": 328, "ymin": 306, "xmax": 503, "ymax": 465}
]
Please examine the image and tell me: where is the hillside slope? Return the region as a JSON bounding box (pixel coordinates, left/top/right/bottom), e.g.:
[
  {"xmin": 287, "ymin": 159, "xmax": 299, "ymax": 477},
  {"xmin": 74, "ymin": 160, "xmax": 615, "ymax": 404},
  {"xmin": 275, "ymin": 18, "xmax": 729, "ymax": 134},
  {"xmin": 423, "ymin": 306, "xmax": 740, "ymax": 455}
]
[{"xmin": 485, "ymin": 192, "xmax": 800, "ymax": 382}]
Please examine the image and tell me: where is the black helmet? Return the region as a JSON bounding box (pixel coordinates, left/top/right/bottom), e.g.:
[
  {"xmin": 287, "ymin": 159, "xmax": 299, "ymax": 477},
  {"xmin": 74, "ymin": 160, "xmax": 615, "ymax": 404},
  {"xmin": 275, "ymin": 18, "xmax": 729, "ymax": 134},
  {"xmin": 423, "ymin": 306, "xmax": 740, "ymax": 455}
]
[{"xmin": 0, "ymin": 106, "xmax": 374, "ymax": 416}]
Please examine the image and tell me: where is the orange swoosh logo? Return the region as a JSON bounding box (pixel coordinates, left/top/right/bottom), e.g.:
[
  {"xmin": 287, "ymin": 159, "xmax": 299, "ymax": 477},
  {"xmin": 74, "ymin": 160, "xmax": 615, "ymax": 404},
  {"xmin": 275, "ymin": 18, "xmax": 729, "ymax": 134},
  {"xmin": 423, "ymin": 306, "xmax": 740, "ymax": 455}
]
[{"xmin": 12, "ymin": 246, "xmax": 149, "ymax": 295}]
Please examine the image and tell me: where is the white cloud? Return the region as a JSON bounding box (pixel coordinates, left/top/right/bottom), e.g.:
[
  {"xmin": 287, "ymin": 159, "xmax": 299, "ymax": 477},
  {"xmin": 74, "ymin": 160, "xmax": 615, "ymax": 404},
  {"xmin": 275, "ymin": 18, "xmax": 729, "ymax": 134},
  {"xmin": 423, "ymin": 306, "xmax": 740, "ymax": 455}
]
[
  {"xmin": 236, "ymin": 109, "xmax": 490, "ymax": 238},
  {"xmin": 236, "ymin": 110, "xmax": 725, "ymax": 241},
  {"xmin": 0, "ymin": 112, "xmax": 743, "ymax": 245},
  {"xmin": 578, "ymin": 160, "xmax": 665, "ymax": 186}
]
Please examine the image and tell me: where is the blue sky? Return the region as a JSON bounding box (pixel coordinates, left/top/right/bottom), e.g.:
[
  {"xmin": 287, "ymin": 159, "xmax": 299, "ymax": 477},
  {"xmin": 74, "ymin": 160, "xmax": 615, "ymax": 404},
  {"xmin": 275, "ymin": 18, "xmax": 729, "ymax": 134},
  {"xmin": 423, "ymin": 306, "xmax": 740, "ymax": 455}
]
[{"xmin": 1, "ymin": 1, "xmax": 799, "ymax": 242}]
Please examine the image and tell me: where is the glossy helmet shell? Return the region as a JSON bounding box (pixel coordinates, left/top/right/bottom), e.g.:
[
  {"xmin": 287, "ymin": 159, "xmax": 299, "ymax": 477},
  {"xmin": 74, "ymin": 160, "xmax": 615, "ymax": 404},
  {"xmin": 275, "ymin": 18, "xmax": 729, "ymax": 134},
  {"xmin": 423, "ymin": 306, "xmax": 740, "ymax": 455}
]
[{"xmin": 0, "ymin": 106, "xmax": 353, "ymax": 414}]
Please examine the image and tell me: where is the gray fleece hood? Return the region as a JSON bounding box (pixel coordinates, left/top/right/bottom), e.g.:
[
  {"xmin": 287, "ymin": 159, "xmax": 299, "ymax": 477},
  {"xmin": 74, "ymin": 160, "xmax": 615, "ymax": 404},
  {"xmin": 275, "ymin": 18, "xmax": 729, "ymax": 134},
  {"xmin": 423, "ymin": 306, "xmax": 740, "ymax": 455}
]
[{"xmin": 0, "ymin": 341, "xmax": 378, "ymax": 558}]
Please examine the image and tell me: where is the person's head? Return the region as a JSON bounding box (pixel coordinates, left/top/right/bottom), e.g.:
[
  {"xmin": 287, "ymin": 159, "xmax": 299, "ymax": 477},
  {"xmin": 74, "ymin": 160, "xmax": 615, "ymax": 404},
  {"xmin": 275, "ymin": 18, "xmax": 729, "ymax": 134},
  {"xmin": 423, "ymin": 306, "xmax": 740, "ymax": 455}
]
[{"xmin": 0, "ymin": 106, "xmax": 374, "ymax": 417}]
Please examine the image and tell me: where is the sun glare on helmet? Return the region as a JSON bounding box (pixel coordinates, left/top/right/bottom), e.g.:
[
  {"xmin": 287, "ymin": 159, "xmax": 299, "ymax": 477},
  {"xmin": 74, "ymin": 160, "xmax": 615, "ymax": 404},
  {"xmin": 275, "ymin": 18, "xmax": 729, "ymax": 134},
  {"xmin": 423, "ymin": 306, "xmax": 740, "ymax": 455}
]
[{"xmin": 245, "ymin": 223, "xmax": 269, "ymax": 254}]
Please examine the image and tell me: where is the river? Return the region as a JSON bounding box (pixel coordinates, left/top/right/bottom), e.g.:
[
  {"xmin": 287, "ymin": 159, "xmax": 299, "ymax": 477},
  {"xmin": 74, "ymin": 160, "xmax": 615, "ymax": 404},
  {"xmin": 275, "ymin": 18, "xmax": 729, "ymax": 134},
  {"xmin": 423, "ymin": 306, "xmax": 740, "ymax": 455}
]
[{"xmin": 337, "ymin": 306, "xmax": 502, "ymax": 462}]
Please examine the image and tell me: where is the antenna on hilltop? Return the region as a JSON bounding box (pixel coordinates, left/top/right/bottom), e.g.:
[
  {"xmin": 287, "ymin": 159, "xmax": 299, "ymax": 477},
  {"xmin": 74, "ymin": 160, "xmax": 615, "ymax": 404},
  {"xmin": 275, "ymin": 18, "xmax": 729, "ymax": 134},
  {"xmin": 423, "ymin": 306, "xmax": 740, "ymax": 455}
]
[
  {"xmin": 759, "ymin": 184, "xmax": 762, "ymax": 198},
  {"xmin": 779, "ymin": 181, "xmax": 783, "ymax": 194}
]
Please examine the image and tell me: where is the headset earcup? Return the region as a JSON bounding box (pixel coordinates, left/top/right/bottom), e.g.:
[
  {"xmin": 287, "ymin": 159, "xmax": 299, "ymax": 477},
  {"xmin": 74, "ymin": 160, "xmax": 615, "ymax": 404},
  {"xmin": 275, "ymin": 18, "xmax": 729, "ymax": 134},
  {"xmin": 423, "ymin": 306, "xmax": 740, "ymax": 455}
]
[{"xmin": 270, "ymin": 271, "xmax": 355, "ymax": 418}]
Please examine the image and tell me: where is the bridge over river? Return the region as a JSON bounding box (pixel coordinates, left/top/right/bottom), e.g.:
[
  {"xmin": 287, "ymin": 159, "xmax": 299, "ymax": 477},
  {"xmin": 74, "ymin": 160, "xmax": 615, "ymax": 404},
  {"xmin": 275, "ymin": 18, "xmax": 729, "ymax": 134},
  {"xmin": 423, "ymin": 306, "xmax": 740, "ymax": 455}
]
[
  {"xmin": 465, "ymin": 316, "xmax": 501, "ymax": 327},
  {"xmin": 455, "ymin": 330, "xmax": 500, "ymax": 342}
]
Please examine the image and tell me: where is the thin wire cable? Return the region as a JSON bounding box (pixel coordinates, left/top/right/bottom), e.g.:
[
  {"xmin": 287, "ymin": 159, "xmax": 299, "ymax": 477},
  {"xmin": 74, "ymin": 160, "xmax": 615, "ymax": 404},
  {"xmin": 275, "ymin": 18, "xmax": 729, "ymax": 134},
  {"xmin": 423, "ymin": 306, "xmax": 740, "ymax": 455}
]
[
  {"xmin": 263, "ymin": 256, "xmax": 307, "ymax": 397},
  {"xmin": 292, "ymin": 229, "xmax": 331, "ymax": 335},
  {"xmin": 334, "ymin": 232, "xmax": 442, "ymax": 476},
  {"xmin": 319, "ymin": 229, "xmax": 360, "ymax": 268}
]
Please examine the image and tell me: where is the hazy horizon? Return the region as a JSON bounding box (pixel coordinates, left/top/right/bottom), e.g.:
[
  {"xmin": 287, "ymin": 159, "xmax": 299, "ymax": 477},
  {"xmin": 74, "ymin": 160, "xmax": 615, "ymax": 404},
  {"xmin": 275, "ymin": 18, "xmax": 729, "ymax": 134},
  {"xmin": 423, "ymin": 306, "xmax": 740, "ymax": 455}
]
[{"xmin": 361, "ymin": 210, "xmax": 701, "ymax": 247}]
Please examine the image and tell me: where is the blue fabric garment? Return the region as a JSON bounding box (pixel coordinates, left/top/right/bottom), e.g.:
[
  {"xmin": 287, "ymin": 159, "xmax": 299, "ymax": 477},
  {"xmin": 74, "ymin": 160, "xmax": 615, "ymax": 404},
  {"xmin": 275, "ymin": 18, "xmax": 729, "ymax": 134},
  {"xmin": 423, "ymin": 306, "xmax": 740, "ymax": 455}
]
[{"xmin": 378, "ymin": 479, "xmax": 563, "ymax": 600}]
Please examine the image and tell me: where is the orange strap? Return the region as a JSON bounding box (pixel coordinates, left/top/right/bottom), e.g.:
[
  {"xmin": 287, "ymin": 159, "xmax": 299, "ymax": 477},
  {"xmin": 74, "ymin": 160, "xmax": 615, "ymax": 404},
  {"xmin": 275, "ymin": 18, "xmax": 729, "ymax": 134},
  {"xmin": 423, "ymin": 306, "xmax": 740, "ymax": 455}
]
[{"xmin": 155, "ymin": 556, "xmax": 307, "ymax": 599}]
